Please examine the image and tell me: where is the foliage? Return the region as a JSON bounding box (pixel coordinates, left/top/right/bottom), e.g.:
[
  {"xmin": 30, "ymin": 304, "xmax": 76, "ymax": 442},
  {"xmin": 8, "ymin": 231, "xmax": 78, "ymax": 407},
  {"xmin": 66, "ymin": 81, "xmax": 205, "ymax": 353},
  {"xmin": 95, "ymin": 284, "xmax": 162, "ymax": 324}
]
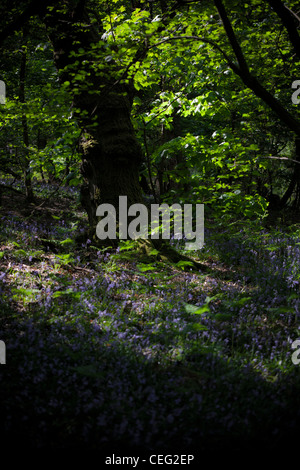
[
  {"xmin": 1, "ymin": 0, "xmax": 300, "ymax": 214},
  {"xmin": 0, "ymin": 0, "xmax": 300, "ymax": 453},
  {"xmin": 0, "ymin": 22, "xmax": 81, "ymax": 189}
]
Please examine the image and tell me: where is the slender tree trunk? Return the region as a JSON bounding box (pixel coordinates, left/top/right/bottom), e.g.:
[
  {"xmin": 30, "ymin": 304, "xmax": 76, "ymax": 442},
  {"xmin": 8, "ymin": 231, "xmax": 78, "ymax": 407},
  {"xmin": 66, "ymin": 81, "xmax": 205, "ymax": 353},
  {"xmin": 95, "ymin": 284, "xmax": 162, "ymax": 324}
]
[
  {"xmin": 19, "ymin": 31, "xmax": 34, "ymax": 203},
  {"xmin": 280, "ymin": 138, "xmax": 300, "ymax": 206},
  {"xmin": 37, "ymin": 129, "xmax": 45, "ymax": 181}
]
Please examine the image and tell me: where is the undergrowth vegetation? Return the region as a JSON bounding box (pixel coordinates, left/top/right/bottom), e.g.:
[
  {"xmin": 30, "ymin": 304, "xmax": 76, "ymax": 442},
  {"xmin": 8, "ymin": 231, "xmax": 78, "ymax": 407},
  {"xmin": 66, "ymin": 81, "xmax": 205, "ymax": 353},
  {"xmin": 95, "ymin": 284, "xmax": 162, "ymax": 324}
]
[{"xmin": 0, "ymin": 183, "xmax": 300, "ymax": 453}]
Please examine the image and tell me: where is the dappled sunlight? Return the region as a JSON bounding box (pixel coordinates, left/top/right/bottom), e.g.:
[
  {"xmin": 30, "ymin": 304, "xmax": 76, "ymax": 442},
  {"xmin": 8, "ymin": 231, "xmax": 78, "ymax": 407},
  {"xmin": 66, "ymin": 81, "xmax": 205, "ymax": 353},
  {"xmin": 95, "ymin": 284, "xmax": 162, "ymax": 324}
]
[
  {"xmin": 1, "ymin": 188, "xmax": 300, "ymax": 452},
  {"xmin": 1, "ymin": 0, "xmax": 300, "ymax": 454}
]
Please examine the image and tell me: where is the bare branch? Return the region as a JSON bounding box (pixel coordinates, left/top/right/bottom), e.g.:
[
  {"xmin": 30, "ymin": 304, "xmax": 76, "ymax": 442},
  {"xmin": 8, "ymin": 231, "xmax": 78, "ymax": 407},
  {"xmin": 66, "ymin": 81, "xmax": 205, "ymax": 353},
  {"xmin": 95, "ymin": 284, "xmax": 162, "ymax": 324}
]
[{"xmin": 262, "ymin": 155, "xmax": 300, "ymax": 165}]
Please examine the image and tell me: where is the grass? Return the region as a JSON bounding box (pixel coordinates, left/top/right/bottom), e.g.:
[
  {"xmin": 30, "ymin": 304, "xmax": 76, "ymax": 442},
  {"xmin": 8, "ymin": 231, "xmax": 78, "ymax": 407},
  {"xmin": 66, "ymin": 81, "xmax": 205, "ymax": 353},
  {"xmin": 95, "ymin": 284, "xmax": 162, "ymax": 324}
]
[{"xmin": 0, "ymin": 181, "xmax": 300, "ymax": 456}]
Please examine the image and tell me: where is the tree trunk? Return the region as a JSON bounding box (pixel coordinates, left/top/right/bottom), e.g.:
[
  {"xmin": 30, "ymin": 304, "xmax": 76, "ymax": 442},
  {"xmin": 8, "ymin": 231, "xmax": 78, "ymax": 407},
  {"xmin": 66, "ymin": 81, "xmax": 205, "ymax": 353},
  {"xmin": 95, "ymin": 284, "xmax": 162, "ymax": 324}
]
[
  {"xmin": 79, "ymin": 90, "xmax": 143, "ymax": 230},
  {"xmin": 280, "ymin": 138, "xmax": 300, "ymax": 207},
  {"xmin": 41, "ymin": 3, "xmax": 143, "ymax": 236},
  {"xmin": 19, "ymin": 29, "xmax": 34, "ymax": 203}
]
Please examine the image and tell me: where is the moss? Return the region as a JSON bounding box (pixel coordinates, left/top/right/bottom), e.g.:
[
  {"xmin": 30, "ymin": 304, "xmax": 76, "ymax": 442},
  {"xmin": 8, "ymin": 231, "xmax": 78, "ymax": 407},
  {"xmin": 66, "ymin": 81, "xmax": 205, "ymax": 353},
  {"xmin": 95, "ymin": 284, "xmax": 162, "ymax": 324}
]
[
  {"xmin": 136, "ymin": 238, "xmax": 208, "ymax": 271},
  {"xmin": 81, "ymin": 133, "xmax": 98, "ymax": 155}
]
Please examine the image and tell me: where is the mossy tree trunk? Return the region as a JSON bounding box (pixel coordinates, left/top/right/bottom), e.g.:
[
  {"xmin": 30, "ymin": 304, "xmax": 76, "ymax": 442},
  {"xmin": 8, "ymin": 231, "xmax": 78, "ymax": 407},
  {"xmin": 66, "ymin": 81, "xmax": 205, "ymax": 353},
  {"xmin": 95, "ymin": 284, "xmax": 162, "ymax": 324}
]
[
  {"xmin": 79, "ymin": 90, "xmax": 144, "ymax": 231},
  {"xmin": 41, "ymin": 2, "xmax": 143, "ymax": 236}
]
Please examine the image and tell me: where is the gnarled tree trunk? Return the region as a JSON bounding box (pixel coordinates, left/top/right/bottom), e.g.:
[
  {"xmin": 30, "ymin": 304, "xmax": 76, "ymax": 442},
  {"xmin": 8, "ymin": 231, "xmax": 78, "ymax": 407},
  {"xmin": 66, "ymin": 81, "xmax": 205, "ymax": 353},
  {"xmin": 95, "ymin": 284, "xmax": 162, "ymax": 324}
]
[
  {"xmin": 41, "ymin": 2, "xmax": 143, "ymax": 237},
  {"xmin": 78, "ymin": 89, "xmax": 143, "ymax": 229}
]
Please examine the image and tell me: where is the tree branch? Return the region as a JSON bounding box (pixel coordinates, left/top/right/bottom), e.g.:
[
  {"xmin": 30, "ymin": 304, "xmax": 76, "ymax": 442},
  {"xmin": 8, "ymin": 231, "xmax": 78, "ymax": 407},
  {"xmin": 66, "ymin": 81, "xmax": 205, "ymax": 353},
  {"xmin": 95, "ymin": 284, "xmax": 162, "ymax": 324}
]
[
  {"xmin": 149, "ymin": 35, "xmax": 236, "ymax": 67},
  {"xmin": 265, "ymin": 0, "xmax": 300, "ymax": 60},
  {"xmin": 262, "ymin": 155, "xmax": 300, "ymax": 165},
  {"xmin": 212, "ymin": 0, "xmax": 300, "ymax": 137},
  {"xmin": 213, "ymin": 0, "xmax": 249, "ymax": 74},
  {"xmin": 150, "ymin": 29, "xmax": 300, "ymax": 137}
]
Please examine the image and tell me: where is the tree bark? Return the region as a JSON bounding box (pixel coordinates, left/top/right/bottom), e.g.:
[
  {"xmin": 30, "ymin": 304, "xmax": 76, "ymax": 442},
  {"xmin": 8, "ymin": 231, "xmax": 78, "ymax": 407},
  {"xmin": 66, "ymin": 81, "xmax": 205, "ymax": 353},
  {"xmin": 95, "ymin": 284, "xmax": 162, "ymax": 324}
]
[
  {"xmin": 78, "ymin": 89, "xmax": 143, "ymax": 227},
  {"xmin": 41, "ymin": 2, "xmax": 143, "ymax": 235}
]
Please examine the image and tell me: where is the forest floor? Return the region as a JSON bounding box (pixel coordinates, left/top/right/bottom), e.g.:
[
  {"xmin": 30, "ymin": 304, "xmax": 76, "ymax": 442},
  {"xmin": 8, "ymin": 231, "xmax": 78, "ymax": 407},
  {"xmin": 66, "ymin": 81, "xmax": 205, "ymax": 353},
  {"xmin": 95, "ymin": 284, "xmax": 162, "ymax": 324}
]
[{"xmin": 0, "ymin": 181, "xmax": 300, "ymax": 458}]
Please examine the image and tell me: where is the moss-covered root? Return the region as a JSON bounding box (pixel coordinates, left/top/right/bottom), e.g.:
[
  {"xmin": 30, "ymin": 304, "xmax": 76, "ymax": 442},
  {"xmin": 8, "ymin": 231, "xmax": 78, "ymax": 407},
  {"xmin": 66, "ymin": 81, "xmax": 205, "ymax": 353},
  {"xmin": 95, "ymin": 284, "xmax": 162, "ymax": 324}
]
[{"xmin": 136, "ymin": 239, "xmax": 207, "ymax": 271}]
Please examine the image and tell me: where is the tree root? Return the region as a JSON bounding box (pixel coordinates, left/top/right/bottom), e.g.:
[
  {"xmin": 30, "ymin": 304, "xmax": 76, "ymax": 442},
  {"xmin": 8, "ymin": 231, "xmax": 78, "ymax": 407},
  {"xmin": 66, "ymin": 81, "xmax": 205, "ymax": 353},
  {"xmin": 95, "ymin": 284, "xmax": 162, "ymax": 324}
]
[
  {"xmin": 76, "ymin": 231, "xmax": 207, "ymax": 272},
  {"xmin": 136, "ymin": 239, "xmax": 207, "ymax": 272}
]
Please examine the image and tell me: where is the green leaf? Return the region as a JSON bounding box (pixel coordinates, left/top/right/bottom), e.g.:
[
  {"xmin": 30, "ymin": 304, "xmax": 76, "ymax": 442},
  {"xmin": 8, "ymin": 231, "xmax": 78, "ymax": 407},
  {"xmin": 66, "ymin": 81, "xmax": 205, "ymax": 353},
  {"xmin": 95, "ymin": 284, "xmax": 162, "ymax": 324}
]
[
  {"xmin": 68, "ymin": 177, "xmax": 81, "ymax": 186},
  {"xmin": 59, "ymin": 238, "xmax": 75, "ymax": 246},
  {"xmin": 15, "ymin": 249, "xmax": 27, "ymax": 256},
  {"xmin": 183, "ymin": 302, "xmax": 210, "ymax": 315},
  {"xmin": 11, "ymin": 287, "xmax": 40, "ymax": 301},
  {"xmin": 233, "ymin": 296, "xmax": 251, "ymax": 307},
  {"xmin": 205, "ymin": 295, "xmax": 221, "ymax": 303},
  {"xmin": 55, "ymin": 254, "xmax": 74, "ymax": 264},
  {"xmin": 119, "ymin": 241, "xmax": 136, "ymax": 251},
  {"xmin": 149, "ymin": 248, "xmax": 160, "ymax": 256},
  {"xmin": 190, "ymin": 323, "xmax": 208, "ymax": 331},
  {"xmin": 52, "ymin": 288, "xmax": 81, "ymax": 300},
  {"xmin": 176, "ymin": 260, "xmax": 194, "ymax": 270},
  {"xmin": 137, "ymin": 263, "xmax": 156, "ymax": 272},
  {"xmin": 267, "ymin": 306, "xmax": 293, "ymax": 314}
]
